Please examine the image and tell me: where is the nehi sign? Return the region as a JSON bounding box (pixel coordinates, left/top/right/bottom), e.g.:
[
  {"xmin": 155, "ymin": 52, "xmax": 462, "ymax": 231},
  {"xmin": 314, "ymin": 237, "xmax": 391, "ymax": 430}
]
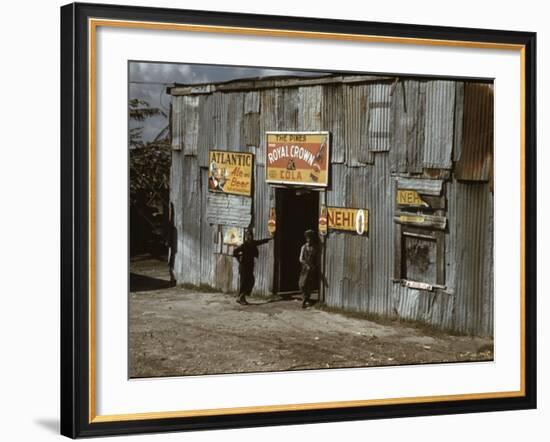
[{"xmin": 327, "ymin": 207, "xmax": 369, "ymax": 235}]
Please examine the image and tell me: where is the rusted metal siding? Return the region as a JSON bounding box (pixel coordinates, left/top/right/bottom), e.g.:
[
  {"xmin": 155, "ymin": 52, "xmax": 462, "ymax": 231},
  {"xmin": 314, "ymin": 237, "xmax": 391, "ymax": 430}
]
[
  {"xmin": 170, "ymin": 150, "xmax": 184, "ymax": 282},
  {"xmin": 324, "ymin": 164, "xmax": 347, "ymax": 308},
  {"xmin": 209, "ymin": 92, "xmax": 246, "ymax": 152},
  {"xmin": 481, "ymin": 192, "xmax": 494, "ymax": 335},
  {"xmin": 325, "ymin": 166, "xmax": 370, "ymax": 311},
  {"xmin": 180, "ymin": 156, "xmax": 202, "ymax": 286},
  {"xmin": 367, "ymin": 83, "xmax": 392, "ymax": 152},
  {"xmin": 244, "ymin": 90, "xmax": 260, "ymax": 114},
  {"xmin": 170, "ymin": 74, "xmax": 393, "ymax": 96},
  {"xmin": 200, "ymin": 168, "xmax": 215, "ymax": 286},
  {"xmin": 169, "ymin": 74, "xmax": 494, "ymax": 336},
  {"xmin": 279, "ymin": 87, "xmax": 299, "ymax": 130},
  {"xmin": 226, "ymin": 93, "xmax": 245, "ymax": 150},
  {"xmin": 390, "ymin": 80, "xmax": 425, "ymax": 173},
  {"xmin": 324, "ymin": 155, "xmax": 393, "ymax": 315},
  {"xmin": 364, "ymin": 154, "xmax": 393, "ymax": 315},
  {"xmin": 197, "ymin": 94, "xmax": 214, "ymax": 167},
  {"xmin": 210, "ymin": 92, "xmax": 228, "ymax": 152},
  {"xmin": 252, "ymin": 165, "xmax": 275, "ymax": 295},
  {"xmin": 344, "ymin": 84, "xmax": 372, "ymax": 166},
  {"xmin": 343, "ymin": 167, "xmax": 369, "ymax": 311},
  {"xmin": 241, "ymin": 91, "xmax": 261, "ymax": 150},
  {"xmin": 452, "ymin": 82, "xmax": 464, "ymax": 163},
  {"xmin": 392, "ymin": 284, "xmax": 454, "ymax": 330},
  {"xmin": 299, "ymin": 86, "xmax": 322, "ymax": 131},
  {"xmin": 213, "ymin": 253, "xmax": 235, "ymax": 293},
  {"xmin": 390, "ymin": 175, "xmax": 493, "ymax": 336},
  {"xmin": 206, "ymin": 193, "xmax": 252, "ymax": 227},
  {"xmin": 258, "ymin": 88, "xmax": 279, "ymax": 166},
  {"xmin": 321, "ymin": 84, "xmax": 345, "ymax": 164},
  {"xmin": 423, "ymin": 80, "xmax": 455, "ymax": 169},
  {"xmin": 171, "ymin": 96, "xmax": 183, "ymax": 150},
  {"xmin": 455, "ymin": 83, "xmax": 494, "ymax": 181},
  {"xmin": 447, "ymin": 180, "xmax": 493, "ymax": 335},
  {"xmin": 171, "ymin": 95, "xmax": 200, "ymax": 152},
  {"xmin": 182, "ymin": 96, "xmax": 200, "ymax": 155},
  {"xmin": 396, "ymin": 177, "xmax": 443, "ymax": 195}
]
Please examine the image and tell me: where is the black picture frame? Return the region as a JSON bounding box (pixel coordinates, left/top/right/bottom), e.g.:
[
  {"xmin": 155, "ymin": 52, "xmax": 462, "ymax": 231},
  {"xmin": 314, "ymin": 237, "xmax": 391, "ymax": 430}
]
[{"xmin": 60, "ymin": 2, "xmax": 537, "ymax": 438}]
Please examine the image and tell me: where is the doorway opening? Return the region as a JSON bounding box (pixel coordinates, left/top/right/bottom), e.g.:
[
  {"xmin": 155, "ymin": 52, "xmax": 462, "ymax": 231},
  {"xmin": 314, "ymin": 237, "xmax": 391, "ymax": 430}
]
[{"xmin": 274, "ymin": 188, "xmax": 320, "ymax": 295}]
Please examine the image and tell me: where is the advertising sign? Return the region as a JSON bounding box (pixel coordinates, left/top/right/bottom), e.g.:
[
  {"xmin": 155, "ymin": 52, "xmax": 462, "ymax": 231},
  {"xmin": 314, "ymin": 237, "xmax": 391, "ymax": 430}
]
[
  {"xmin": 208, "ymin": 150, "xmax": 253, "ymax": 196},
  {"xmin": 396, "ymin": 189, "xmax": 429, "ymax": 207},
  {"xmin": 265, "ymin": 132, "xmax": 329, "ymax": 187},
  {"xmin": 267, "ymin": 207, "xmax": 276, "ymax": 237},
  {"xmin": 318, "ymin": 205, "xmax": 328, "ymax": 236},
  {"xmin": 222, "ymin": 226, "xmax": 244, "ymax": 246},
  {"xmin": 327, "ymin": 207, "xmax": 369, "ymax": 235}
]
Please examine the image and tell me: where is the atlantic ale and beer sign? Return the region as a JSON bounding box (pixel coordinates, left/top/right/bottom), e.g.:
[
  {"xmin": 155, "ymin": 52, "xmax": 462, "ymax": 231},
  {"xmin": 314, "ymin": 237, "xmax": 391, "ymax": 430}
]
[
  {"xmin": 265, "ymin": 131, "xmax": 330, "ymax": 187},
  {"xmin": 208, "ymin": 150, "xmax": 253, "ymax": 196}
]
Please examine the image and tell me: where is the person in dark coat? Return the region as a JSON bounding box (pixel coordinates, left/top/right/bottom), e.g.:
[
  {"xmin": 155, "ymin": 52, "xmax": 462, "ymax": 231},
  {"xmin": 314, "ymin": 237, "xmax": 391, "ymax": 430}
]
[
  {"xmin": 233, "ymin": 229, "xmax": 272, "ymax": 305},
  {"xmin": 299, "ymin": 229, "xmax": 318, "ymax": 308}
]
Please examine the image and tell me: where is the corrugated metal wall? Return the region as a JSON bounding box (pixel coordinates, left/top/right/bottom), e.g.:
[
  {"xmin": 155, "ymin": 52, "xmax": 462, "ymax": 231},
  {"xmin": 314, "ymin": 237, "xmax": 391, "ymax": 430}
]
[
  {"xmin": 455, "ymin": 83, "xmax": 494, "ymax": 181},
  {"xmin": 253, "ymin": 165, "xmax": 274, "ymax": 295},
  {"xmin": 367, "ymin": 83, "xmax": 392, "ymax": 152},
  {"xmin": 391, "ymin": 80, "xmax": 424, "ymax": 174},
  {"xmin": 169, "ymin": 75, "xmax": 494, "ymax": 336},
  {"xmin": 447, "ymin": 180, "xmax": 494, "ymax": 335},
  {"xmin": 423, "ymin": 80, "xmax": 455, "ymax": 169}
]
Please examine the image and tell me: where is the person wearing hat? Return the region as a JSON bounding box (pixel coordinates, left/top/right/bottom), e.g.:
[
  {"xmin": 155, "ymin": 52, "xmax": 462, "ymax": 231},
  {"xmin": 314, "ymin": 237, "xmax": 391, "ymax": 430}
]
[
  {"xmin": 233, "ymin": 228, "xmax": 272, "ymax": 305},
  {"xmin": 299, "ymin": 229, "xmax": 318, "ymax": 308}
]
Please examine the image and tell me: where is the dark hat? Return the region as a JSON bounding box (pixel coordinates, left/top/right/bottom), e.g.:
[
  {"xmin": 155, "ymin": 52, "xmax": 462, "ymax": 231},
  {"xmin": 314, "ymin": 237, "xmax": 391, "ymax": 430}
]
[{"xmin": 304, "ymin": 229, "xmax": 315, "ymax": 238}]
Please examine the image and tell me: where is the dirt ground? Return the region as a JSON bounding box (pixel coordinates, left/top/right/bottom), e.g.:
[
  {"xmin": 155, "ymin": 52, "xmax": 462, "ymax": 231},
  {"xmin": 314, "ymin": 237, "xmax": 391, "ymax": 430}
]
[{"xmin": 129, "ymin": 256, "xmax": 493, "ymax": 378}]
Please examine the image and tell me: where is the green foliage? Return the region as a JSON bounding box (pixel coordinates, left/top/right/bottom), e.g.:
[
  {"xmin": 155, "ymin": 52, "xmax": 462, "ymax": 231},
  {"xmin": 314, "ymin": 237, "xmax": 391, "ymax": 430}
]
[
  {"xmin": 130, "ymin": 140, "xmax": 171, "ymax": 205},
  {"xmin": 129, "ymin": 98, "xmax": 170, "ymax": 205}
]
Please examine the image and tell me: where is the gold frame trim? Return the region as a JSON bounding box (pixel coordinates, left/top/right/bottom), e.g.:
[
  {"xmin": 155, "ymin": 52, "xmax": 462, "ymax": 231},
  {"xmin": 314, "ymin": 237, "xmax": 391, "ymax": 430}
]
[{"xmin": 88, "ymin": 18, "xmax": 527, "ymax": 424}]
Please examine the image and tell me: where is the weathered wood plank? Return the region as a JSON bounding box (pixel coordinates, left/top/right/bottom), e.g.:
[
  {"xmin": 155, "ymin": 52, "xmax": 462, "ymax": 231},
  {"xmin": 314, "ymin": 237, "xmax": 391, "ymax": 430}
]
[
  {"xmin": 394, "ymin": 211, "xmax": 447, "ymax": 230},
  {"xmin": 396, "ymin": 177, "xmax": 443, "ymax": 196}
]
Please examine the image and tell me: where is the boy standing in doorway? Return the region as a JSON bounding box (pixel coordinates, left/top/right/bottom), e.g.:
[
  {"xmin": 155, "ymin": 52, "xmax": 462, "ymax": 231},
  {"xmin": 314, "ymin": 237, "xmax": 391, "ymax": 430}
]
[
  {"xmin": 299, "ymin": 229, "xmax": 317, "ymax": 309},
  {"xmin": 233, "ymin": 229, "xmax": 272, "ymax": 305}
]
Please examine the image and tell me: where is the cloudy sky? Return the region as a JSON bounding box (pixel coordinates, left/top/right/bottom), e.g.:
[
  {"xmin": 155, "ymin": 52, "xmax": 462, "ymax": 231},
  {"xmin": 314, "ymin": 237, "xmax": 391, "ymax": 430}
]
[{"xmin": 129, "ymin": 62, "xmax": 328, "ymax": 143}]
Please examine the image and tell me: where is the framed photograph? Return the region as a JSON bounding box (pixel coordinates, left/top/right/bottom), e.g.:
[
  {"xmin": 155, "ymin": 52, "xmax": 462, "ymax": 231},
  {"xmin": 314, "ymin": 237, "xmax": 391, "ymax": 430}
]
[{"xmin": 60, "ymin": 2, "xmax": 536, "ymax": 438}]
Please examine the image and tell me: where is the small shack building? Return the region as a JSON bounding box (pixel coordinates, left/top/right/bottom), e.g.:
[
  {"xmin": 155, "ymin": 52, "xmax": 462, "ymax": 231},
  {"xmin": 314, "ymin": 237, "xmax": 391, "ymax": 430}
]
[{"xmin": 168, "ymin": 74, "xmax": 494, "ymax": 336}]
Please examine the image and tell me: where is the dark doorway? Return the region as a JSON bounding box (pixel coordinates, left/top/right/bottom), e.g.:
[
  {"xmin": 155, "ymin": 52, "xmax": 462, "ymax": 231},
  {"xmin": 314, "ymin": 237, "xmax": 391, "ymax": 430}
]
[{"xmin": 274, "ymin": 188, "xmax": 319, "ymax": 294}]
